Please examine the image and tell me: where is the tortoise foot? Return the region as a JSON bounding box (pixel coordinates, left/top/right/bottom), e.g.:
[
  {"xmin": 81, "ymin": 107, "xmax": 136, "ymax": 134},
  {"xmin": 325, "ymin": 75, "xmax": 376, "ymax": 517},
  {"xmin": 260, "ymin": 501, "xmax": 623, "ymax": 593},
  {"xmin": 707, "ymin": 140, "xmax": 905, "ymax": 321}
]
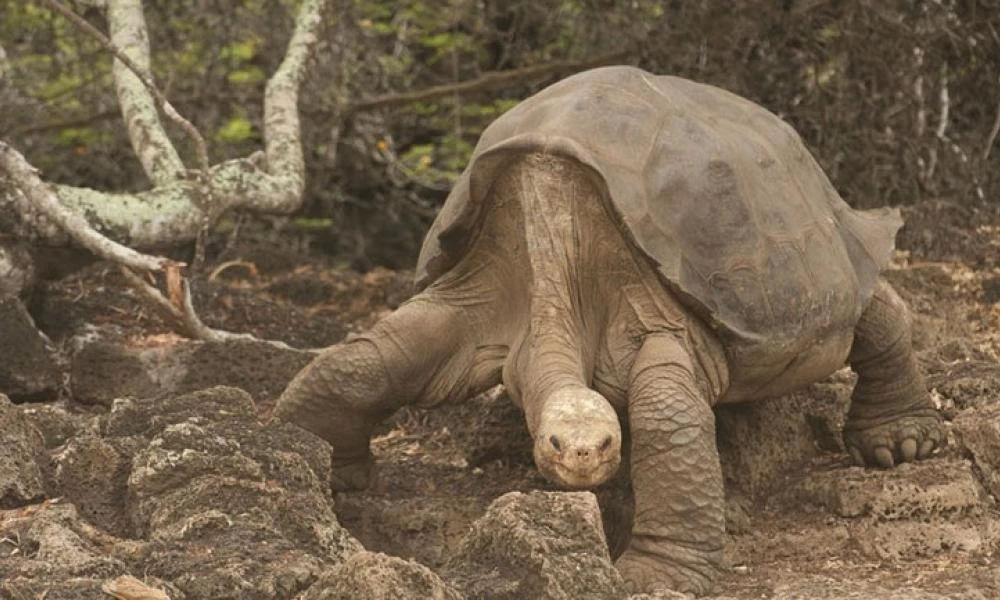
[
  {"xmin": 844, "ymin": 410, "xmax": 944, "ymax": 468},
  {"xmin": 616, "ymin": 545, "xmax": 718, "ymax": 597},
  {"xmin": 330, "ymin": 453, "xmax": 376, "ymax": 491}
]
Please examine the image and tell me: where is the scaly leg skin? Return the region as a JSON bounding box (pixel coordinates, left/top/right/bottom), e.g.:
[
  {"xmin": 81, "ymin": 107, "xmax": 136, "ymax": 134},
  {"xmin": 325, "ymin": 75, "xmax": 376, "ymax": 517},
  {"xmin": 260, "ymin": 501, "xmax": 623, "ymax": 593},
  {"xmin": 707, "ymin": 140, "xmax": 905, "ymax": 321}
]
[
  {"xmin": 274, "ymin": 293, "xmax": 480, "ymax": 491},
  {"xmin": 617, "ymin": 333, "xmax": 724, "ymax": 596},
  {"xmin": 844, "ymin": 278, "xmax": 944, "ymax": 468}
]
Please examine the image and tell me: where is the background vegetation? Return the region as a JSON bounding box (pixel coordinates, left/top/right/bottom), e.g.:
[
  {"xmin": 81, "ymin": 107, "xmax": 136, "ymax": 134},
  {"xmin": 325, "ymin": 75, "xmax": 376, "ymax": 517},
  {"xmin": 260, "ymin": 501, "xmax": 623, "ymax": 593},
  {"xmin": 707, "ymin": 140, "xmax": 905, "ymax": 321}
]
[{"xmin": 2, "ymin": 0, "xmax": 997, "ymax": 268}]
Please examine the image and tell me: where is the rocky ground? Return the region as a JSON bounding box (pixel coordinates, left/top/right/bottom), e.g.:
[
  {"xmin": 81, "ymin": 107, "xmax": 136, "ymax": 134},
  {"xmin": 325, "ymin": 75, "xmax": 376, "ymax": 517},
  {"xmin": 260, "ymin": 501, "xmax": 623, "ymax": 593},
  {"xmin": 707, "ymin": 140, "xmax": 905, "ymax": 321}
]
[{"xmin": 0, "ymin": 200, "xmax": 998, "ymax": 599}]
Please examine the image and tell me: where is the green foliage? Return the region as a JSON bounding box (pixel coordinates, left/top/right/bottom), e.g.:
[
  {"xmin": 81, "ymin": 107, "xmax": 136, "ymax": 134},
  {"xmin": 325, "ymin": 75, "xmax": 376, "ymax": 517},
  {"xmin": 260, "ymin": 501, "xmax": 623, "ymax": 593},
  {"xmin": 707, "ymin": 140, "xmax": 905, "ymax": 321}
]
[
  {"xmin": 1, "ymin": 2, "xmax": 54, "ymax": 42},
  {"xmin": 4, "ymin": 0, "xmax": 996, "ymax": 270},
  {"xmin": 292, "ymin": 217, "xmax": 336, "ymax": 230},
  {"xmin": 222, "ymin": 37, "xmax": 265, "ymax": 84},
  {"xmin": 348, "ymin": 0, "xmax": 648, "ymax": 193},
  {"xmin": 215, "ymin": 116, "xmax": 255, "ymax": 143},
  {"xmin": 223, "ymin": 38, "xmax": 259, "ymax": 62},
  {"xmin": 56, "ymin": 126, "xmax": 101, "ymax": 147},
  {"xmin": 39, "ymin": 72, "xmax": 84, "ymax": 101},
  {"xmin": 228, "ymin": 67, "xmax": 266, "ymax": 85}
]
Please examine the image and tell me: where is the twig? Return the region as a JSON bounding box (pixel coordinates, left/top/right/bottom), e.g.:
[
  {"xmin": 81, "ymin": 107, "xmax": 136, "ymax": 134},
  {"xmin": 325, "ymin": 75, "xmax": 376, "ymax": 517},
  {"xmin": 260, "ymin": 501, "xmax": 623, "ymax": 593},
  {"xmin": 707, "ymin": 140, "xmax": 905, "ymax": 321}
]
[
  {"xmin": 934, "ymin": 62, "xmax": 950, "ymax": 140},
  {"xmin": 0, "ymin": 141, "xmax": 170, "ymax": 272},
  {"xmin": 119, "ymin": 265, "xmax": 300, "ymax": 347},
  {"xmin": 207, "ymin": 259, "xmax": 259, "ymax": 281},
  {"xmin": 347, "ymin": 50, "xmax": 629, "ymax": 113},
  {"xmin": 8, "ymin": 92, "xmax": 256, "ymax": 137},
  {"xmin": 913, "ymin": 48, "xmax": 925, "ymax": 137},
  {"xmin": 40, "ymin": 0, "xmax": 210, "ymax": 174},
  {"xmin": 983, "ymin": 96, "xmax": 1000, "ymax": 163},
  {"xmin": 119, "ymin": 266, "xmax": 252, "ymax": 343}
]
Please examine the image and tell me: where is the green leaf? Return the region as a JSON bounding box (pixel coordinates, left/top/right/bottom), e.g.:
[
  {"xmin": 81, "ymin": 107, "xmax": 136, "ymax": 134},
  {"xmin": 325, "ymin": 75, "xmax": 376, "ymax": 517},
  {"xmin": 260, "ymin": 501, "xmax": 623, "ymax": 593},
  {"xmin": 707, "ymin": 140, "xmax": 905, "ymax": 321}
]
[
  {"xmin": 292, "ymin": 217, "xmax": 336, "ymax": 230},
  {"xmin": 227, "ymin": 67, "xmax": 266, "ymax": 84},
  {"xmin": 216, "ymin": 116, "xmax": 255, "ymax": 143},
  {"xmin": 222, "ymin": 38, "xmax": 259, "ymax": 62},
  {"xmin": 56, "ymin": 126, "xmax": 99, "ymax": 146},
  {"xmin": 420, "ymin": 33, "xmax": 454, "ymax": 49}
]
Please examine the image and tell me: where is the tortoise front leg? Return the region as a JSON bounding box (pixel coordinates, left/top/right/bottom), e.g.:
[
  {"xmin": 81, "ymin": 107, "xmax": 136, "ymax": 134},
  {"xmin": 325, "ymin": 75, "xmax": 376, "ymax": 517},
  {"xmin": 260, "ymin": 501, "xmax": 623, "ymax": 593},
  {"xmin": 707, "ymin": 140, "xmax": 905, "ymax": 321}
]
[
  {"xmin": 617, "ymin": 333, "xmax": 724, "ymax": 596},
  {"xmin": 275, "ymin": 293, "xmax": 486, "ymax": 490},
  {"xmin": 844, "ymin": 278, "xmax": 944, "ymax": 467}
]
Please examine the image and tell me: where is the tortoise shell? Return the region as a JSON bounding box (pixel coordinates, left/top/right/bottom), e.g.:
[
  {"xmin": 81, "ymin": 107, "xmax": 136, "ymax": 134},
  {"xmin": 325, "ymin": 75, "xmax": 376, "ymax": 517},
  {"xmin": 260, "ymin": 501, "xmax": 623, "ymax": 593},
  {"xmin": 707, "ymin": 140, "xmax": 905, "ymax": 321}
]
[{"xmin": 415, "ymin": 66, "xmax": 901, "ymax": 349}]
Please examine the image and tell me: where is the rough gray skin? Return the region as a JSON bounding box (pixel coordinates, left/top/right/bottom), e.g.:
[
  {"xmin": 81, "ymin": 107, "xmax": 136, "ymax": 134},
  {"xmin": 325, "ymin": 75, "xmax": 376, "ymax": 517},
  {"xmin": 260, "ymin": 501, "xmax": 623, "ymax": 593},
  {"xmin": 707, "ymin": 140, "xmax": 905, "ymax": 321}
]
[{"xmin": 276, "ymin": 66, "xmax": 944, "ymax": 595}]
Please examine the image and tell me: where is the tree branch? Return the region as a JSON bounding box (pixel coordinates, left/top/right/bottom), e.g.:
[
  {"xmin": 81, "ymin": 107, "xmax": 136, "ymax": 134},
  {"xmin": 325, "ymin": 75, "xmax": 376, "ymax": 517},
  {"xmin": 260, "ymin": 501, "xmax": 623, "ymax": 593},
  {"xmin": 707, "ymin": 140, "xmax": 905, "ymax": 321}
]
[
  {"xmin": 262, "ymin": 0, "xmax": 327, "ymax": 199},
  {"xmin": 25, "ymin": 155, "xmax": 304, "ymax": 249},
  {"xmin": 119, "ymin": 266, "xmax": 256, "ymax": 343},
  {"xmin": 0, "ymin": 141, "xmax": 170, "ymax": 272},
  {"xmin": 4, "ymin": 1, "xmax": 330, "ymax": 345},
  {"xmin": 347, "ymin": 50, "xmax": 629, "ymax": 114},
  {"xmin": 9, "ymin": 92, "xmax": 256, "ymax": 137},
  {"xmin": 41, "ymin": 0, "xmax": 209, "ymax": 181},
  {"xmin": 0, "ymin": 41, "xmax": 10, "ymax": 82}
]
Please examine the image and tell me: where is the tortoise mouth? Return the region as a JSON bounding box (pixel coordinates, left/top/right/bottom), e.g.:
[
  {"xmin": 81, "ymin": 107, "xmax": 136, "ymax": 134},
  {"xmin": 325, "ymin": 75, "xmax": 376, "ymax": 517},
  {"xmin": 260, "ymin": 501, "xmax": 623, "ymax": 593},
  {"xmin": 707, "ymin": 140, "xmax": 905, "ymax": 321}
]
[{"xmin": 537, "ymin": 456, "xmax": 621, "ymax": 489}]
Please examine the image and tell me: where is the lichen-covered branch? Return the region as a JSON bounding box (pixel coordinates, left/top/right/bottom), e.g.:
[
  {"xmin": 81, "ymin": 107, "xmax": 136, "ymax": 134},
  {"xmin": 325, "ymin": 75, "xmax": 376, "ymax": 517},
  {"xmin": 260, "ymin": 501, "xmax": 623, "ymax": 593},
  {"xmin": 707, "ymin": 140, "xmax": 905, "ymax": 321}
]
[
  {"xmin": 44, "ymin": 0, "xmax": 211, "ymax": 177},
  {"xmin": 260, "ymin": 0, "xmax": 329, "ymax": 209},
  {"xmin": 7, "ymin": 0, "xmax": 328, "ymax": 254},
  {"xmin": 42, "ymin": 156, "xmax": 301, "ymax": 248},
  {"xmin": 0, "ymin": 142, "xmax": 170, "ymax": 272},
  {"xmin": 45, "ymin": 0, "xmax": 186, "ymax": 185}
]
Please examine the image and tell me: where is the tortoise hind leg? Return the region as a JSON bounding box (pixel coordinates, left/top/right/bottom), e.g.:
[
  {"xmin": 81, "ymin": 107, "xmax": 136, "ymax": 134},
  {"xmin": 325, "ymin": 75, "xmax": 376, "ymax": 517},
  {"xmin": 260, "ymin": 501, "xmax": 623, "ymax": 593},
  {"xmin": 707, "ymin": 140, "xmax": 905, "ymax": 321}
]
[
  {"xmin": 275, "ymin": 292, "xmax": 493, "ymax": 490},
  {"xmin": 844, "ymin": 278, "xmax": 944, "ymax": 468}
]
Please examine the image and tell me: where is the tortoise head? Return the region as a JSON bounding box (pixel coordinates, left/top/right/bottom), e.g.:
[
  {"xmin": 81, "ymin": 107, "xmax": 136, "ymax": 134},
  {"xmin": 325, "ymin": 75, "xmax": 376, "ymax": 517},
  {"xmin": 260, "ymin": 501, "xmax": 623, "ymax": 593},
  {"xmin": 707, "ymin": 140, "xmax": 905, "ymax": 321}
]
[{"xmin": 533, "ymin": 387, "xmax": 622, "ymax": 489}]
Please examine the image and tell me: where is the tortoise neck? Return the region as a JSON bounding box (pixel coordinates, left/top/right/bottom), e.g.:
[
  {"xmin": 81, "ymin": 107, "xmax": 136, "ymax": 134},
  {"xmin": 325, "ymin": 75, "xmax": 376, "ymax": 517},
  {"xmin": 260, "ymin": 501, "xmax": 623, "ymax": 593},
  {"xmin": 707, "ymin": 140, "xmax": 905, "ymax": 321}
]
[{"xmin": 496, "ymin": 153, "xmax": 611, "ymax": 431}]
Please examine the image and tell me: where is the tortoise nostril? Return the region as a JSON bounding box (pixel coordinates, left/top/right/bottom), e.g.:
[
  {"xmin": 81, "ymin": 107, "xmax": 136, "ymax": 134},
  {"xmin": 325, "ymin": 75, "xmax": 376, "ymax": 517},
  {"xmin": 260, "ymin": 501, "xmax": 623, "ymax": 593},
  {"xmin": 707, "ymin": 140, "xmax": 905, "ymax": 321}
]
[
  {"xmin": 598, "ymin": 435, "xmax": 612, "ymax": 452},
  {"xmin": 576, "ymin": 448, "xmax": 590, "ymax": 459},
  {"xmin": 549, "ymin": 435, "xmax": 562, "ymax": 451}
]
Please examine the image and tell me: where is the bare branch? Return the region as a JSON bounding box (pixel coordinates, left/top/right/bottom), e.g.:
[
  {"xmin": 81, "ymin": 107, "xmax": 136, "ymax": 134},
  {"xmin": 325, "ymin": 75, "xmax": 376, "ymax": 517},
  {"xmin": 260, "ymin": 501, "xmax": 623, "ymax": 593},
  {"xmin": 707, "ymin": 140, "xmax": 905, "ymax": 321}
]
[
  {"xmin": 10, "ymin": 92, "xmax": 257, "ymax": 137},
  {"xmin": 8, "ymin": 153, "xmax": 306, "ymax": 252},
  {"xmin": 0, "ymin": 42, "xmax": 9, "ymax": 82},
  {"xmin": 913, "ymin": 47, "xmax": 925, "ymax": 137},
  {"xmin": 0, "ymin": 141, "xmax": 170, "ymax": 272},
  {"xmin": 934, "ymin": 62, "xmax": 950, "ymax": 141},
  {"xmin": 41, "ymin": 0, "xmax": 209, "ymax": 180},
  {"xmin": 119, "ymin": 267, "xmax": 216, "ymax": 341},
  {"xmin": 983, "ymin": 96, "xmax": 1000, "ymax": 163},
  {"xmin": 119, "ymin": 266, "xmax": 296, "ymax": 346},
  {"xmin": 347, "ymin": 50, "xmax": 629, "ymax": 114},
  {"xmin": 1, "ymin": 177, "xmax": 67, "ymax": 243}
]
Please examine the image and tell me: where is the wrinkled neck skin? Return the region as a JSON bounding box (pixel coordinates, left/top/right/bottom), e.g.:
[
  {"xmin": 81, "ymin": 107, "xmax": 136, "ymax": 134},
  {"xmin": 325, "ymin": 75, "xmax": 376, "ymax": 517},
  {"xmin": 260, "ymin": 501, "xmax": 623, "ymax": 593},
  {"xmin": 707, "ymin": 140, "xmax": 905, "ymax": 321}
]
[{"xmin": 496, "ymin": 153, "xmax": 636, "ymax": 489}]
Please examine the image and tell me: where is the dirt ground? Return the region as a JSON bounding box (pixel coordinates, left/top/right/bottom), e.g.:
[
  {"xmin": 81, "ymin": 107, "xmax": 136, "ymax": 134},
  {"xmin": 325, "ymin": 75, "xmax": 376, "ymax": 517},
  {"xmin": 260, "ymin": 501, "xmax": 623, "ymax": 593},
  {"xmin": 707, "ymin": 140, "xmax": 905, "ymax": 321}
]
[{"xmin": 1, "ymin": 199, "xmax": 998, "ymax": 599}]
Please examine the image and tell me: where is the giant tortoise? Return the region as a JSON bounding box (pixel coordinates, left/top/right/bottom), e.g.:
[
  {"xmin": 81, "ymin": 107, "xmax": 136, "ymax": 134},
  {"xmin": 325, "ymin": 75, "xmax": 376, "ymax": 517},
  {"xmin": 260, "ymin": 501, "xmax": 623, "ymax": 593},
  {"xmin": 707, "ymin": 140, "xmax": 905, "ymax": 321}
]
[{"xmin": 276, "ymin": 66, "xmax": 944, "ymax": 595}]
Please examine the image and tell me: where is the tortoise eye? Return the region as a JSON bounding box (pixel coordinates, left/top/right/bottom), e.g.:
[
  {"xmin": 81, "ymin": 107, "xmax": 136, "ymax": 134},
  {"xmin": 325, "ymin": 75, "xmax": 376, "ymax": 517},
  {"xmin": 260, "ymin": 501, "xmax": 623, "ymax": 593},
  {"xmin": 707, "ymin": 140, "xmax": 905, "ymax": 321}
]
[
  {"xmin": 598, "ymin": 435, "xmax": 612, "ymax": 451},
  {"xmin": 549, "ymin": 435, "xmax": 562, "ymax": 451}
]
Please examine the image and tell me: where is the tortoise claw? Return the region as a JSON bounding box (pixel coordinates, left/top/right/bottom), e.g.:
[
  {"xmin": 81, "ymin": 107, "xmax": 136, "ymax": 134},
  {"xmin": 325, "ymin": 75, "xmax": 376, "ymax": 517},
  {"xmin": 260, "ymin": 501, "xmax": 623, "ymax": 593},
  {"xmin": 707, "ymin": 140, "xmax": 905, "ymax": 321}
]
[
  {"xmin": 843, "ymin": 412, "xmax": 943, "ymax": 469},
  {"xmin": 899, "ymin": 438, "xmax": 918, "ymax": 462},
  {"xmin": 874, "ymin": 446, "xmax": 894, "ymax": 468},
  {"xmin": 330, "ymin": 453, "xmax": 376, "ymax": 491}
]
